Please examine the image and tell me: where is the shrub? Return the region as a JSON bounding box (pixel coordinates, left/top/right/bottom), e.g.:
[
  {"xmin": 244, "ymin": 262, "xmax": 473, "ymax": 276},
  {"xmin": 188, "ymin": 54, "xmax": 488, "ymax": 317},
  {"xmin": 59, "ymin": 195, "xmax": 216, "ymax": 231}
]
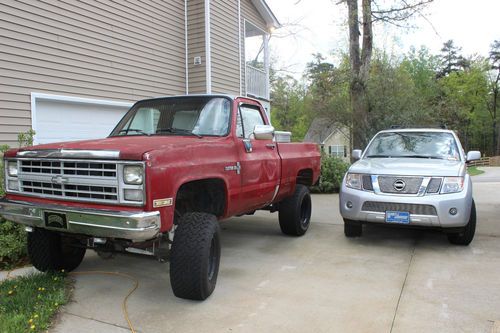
[
  {"xmin": 0, "ymin": 130, "xmax": 35, "ymax": 268},
  {"xmin": 310, "ymin": 155, "xmax": 350, "ymax": 193}
]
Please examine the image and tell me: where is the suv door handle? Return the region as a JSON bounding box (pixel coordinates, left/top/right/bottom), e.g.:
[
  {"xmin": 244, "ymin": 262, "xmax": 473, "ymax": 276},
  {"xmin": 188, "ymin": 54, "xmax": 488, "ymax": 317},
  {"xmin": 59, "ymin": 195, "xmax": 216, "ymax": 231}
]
[{"xmin": 266, "ymin": 144, "xmax": 276, "ymax": 150}]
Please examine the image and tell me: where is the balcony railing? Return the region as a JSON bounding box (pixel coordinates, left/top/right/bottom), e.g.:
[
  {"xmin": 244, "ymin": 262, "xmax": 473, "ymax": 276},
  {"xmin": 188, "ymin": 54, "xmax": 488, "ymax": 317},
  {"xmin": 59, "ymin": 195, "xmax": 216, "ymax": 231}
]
[{"xmin": 246, "ymin": 65, "xmax": 269, "ymax": 100}]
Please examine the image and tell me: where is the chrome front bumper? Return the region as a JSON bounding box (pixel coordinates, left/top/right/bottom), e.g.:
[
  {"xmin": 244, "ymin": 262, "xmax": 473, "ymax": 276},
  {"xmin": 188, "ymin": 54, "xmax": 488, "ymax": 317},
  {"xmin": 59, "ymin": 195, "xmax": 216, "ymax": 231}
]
[
  {"xmin": 339, "ymin": 181, "xmax": 473, "ymax": 228},
  {"xmin": 0, "ymin": 198, "xmax": 160, "ymax": 241}
]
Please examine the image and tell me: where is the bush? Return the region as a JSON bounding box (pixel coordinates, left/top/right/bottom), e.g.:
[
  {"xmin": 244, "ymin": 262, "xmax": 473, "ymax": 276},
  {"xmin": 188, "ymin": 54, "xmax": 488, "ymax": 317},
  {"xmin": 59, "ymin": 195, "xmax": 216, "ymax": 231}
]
[
  {"xmin": 310, "ymin": 155, "xmax": 350, "ymax": 193},
  {"xmin": 0, "ymin": 130, "xmax": 35, "ymax": 268},
  {"xmin": 0, "ymin": 221, "xmax": 27, "ymax": 269}
]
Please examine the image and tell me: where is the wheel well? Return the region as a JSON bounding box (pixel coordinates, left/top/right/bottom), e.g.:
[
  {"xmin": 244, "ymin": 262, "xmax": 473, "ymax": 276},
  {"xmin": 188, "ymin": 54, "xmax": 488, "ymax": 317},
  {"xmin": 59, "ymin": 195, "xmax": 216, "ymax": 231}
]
[
  {"xmin": 175, "ymin": 179, "xmax": 226, "ymax": 220},
  {"xmin": 297, "ymin": 169, "xmax": 314, "ymax": 186}
]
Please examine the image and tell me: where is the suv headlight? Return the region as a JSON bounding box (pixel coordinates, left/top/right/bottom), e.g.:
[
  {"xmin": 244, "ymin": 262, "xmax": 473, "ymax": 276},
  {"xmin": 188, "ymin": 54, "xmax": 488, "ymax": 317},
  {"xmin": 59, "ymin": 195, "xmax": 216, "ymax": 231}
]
[
  {"xmin": 441, "ymin": 177, "xmax": 464, "ymax": 194},
  {"xmin": 7, "ymin": 160, "xmax": 18, "ymax": 177},
  {"xmin": 123, "ymin": 165, "xmax": 144, "ymax": 185},
  {"xmin": 346, "ymin": 173, "xmax": 362, "ymax": 190}
]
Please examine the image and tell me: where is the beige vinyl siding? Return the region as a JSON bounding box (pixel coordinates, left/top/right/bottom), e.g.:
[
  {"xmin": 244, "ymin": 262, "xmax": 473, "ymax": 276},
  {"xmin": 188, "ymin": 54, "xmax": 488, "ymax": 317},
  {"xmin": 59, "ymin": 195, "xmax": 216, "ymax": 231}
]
[
  {"xmin": 0, "ymin": 0, "xmax": 186, "ymax": 146},
  {"xmin": 240, "ymin": 0, "xmax": 268, "ymax": 96},
  {"xmin": 210, "ymin": 0, "xmax": 240, "ymax": 95},
  {"xmin": 187, "ymin": 0, "xmax": 207, "ymax": 94}
]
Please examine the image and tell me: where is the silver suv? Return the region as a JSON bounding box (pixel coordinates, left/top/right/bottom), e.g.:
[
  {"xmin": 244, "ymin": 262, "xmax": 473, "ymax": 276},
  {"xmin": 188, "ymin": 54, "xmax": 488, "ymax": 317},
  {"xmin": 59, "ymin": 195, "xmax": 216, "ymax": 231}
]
[{"xmin": 339, "ymin": 128, "xmax": 481, "ymax": 245}]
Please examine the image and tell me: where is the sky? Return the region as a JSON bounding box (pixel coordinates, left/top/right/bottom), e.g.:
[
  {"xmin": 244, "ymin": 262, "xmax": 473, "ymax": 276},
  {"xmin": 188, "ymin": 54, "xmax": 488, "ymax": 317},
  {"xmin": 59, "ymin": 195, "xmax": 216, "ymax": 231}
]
[{"xmin": 265, "ymin": 0, "xmax": 500, "ymax": 77}]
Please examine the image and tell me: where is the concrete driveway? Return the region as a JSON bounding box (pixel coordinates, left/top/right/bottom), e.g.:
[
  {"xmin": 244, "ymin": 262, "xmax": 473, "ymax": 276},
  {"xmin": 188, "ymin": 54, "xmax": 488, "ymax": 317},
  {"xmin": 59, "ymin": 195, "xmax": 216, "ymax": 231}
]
[{"xmin": 52, "ymin": 168, "xmax": 500, "ymax": 333}]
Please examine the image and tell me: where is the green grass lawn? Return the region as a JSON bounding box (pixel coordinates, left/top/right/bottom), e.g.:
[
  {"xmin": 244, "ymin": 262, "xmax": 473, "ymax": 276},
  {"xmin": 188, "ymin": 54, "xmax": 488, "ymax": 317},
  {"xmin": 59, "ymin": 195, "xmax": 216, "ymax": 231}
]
[
  {"xmin": 0, "ymin": 272, "xmax": 70, "ymax": 333},
  {"xmin": 468, "ymin": 166, "xmax": 485, "ymax": 176}
]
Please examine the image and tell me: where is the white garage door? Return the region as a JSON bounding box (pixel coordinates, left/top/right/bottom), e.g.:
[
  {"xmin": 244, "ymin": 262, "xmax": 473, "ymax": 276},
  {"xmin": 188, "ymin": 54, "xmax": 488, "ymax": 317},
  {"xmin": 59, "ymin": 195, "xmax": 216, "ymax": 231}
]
[{"xmin": 32, "ymin": 94, "xmax": 133, "ymax": 144}]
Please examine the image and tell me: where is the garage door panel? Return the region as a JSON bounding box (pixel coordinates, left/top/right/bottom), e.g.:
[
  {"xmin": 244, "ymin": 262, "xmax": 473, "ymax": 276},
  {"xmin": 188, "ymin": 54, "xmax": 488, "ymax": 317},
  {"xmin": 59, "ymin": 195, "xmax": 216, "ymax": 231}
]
[{"xmin": 35, "ymin": 98, "xmax": 131, "ymax": 144}]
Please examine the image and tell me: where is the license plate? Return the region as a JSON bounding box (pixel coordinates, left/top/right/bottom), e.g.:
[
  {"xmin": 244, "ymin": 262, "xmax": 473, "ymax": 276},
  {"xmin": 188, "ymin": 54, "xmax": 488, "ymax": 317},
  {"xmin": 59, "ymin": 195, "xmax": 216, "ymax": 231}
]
[
  {"xmin": 44, "ymin": 211, "xmax": 68, "ymax": 229},
  {"xmin": 385, "ymin": 211, "xmax": 410, "ymax": 224}
]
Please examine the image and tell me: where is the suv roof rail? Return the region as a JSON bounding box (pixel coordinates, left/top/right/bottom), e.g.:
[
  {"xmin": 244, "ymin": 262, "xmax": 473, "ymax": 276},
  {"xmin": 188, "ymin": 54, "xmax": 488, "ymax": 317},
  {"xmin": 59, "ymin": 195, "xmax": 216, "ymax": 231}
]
[{"xmin": 388, "ymin": 124, "xmax": 448, "ymax": 130}]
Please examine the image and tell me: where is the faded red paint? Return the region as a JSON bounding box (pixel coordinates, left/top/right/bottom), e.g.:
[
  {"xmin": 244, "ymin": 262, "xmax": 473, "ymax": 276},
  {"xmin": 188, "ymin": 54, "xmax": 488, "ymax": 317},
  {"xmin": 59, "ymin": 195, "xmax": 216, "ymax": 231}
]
[{"xmin": 5, "ymin": 97, "xmax": 320, "ymax": 233}]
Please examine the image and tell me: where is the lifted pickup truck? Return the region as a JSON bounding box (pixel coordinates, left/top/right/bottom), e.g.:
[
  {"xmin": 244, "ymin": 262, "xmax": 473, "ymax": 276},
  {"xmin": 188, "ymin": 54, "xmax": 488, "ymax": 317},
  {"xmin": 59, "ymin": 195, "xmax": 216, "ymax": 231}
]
[{"xmin": 1, "ymin": 95, "xmax": 320, "ymax": 300}]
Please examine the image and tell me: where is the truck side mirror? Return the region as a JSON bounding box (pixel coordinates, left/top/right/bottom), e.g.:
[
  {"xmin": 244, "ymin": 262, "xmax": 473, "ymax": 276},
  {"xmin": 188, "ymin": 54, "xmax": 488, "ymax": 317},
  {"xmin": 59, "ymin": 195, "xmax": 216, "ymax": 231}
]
[
  {"xmin": 253, "ymin": 125, "xmax": 274, "ymax": 140},
  {"xmin": 466, "ymin": 151, "xmax": 481, "ymax": 162},
  {"xmin": 351, "ymin": 149, "xmax": 362, "ymax": 160}
]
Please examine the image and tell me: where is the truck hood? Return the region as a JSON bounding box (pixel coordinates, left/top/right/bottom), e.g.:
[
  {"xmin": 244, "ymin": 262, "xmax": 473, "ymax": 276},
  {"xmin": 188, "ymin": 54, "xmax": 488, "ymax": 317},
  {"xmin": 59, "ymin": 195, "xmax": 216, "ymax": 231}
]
[
  {"xmin": 349, "ymin": 158, "xmax": 465, "ymax": 177},
  {"xmin": 15, "ymin": 136, "xmax": 207, "ymax": 160}
]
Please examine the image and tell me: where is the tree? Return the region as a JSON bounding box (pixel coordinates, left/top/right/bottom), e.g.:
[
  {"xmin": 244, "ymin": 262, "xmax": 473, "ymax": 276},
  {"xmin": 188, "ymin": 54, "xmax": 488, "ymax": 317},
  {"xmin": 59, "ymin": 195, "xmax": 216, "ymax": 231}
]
[
  {"xmin": 436, "ymin": 40, "xmax": 470, "ymax": 78},
  {"xmin": 270, "ymin": 75, "xmax": 311, "ymax": 141},
  {"xmin": 342, "ymin": 0, "xmax": 433, "ymax": 152},
  {"xmin": 488, "ymin": 40, "xmax": 500, "ymax": 154}
]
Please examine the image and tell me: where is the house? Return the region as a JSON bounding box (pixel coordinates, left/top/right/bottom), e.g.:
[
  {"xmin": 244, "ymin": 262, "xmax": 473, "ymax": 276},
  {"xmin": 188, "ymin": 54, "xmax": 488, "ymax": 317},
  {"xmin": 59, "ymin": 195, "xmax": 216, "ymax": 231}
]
[
  {"xmin": 0, "ymin": 0, "xmax": 279, "ymax": 146},
  {"xmin": 304, "ymin": 117, "xmax": 351, "ymax": 162}
]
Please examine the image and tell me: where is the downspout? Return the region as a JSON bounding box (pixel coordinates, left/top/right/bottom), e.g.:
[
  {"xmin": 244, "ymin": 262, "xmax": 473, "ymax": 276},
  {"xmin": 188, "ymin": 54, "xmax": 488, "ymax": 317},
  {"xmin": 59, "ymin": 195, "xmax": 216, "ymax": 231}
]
[{"xmin": 204, "ymin": 0, "xmax": 212, "ymax": 93}]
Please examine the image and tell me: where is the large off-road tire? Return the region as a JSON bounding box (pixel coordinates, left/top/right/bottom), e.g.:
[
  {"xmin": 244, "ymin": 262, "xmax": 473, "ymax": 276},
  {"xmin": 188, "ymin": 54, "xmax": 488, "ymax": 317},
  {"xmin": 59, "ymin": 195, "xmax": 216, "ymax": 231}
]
[
  {"xmin": 169, "ymin": 212, "xmax": 221, "ymax": 300},
  {"xmin": 447, "ymin": 200, "xmax": 476, "ymax": 246},
  {"xmin": 27, "ymin": 228, "xmax": 86, "ymax": 272},
  {"xmin": 344, "ymin": 219, "xmax": 362, "ymax": 237},
  {"xmin": 278, "ymin": 184, "xmax": 312, "ymax": 236}
]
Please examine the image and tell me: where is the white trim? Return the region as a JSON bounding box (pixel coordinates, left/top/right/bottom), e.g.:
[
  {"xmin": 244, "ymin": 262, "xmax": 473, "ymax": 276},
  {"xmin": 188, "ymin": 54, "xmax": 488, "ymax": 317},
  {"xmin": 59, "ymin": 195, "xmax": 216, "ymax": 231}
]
[
  {"xmin": 243, "ymin": 19, "xmax": 247, "ymax": 96},
  {"xmin": 30, "ymin": 92, "xmax": 133, "ymax": 145},
  {"xmin": 238, "ymin": 0, "xmax": 242, "ymax": 96},
  {"xmin": 204, "ymin": 0, "xmax": 212, "ymax": 94},
  {"xmin": 184, "ymin": 0, "xmax": 189, "ymax": 94},
  {"xmin": 250, "ymin": 0, "xmax": 280, "ymax": 29}
]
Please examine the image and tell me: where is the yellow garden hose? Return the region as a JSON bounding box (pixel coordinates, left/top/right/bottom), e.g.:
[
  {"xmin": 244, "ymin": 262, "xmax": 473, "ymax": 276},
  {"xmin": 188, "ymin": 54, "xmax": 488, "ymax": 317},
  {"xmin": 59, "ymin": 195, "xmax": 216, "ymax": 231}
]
[{"xmin": 69, "ymin": 271, "xmax": 139, "ymax": 333}]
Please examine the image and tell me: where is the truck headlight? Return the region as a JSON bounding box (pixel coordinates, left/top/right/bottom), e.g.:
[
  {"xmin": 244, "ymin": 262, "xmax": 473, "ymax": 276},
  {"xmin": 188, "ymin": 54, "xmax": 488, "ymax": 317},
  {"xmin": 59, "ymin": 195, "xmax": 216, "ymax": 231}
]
[
  {"xmin": 346, "ymin": 173, "xmax": 362, "ymax": 190},
  {"xmin": 123, "ymin": 165, "xmax": 144, "ymax": 185},
  {"xmin": 441, "ymin": 177, "xmax": 464, "ymax": 194},
  {"xmin": 7, "ymin": 161, "xmax": 18, "ymax": 177}
]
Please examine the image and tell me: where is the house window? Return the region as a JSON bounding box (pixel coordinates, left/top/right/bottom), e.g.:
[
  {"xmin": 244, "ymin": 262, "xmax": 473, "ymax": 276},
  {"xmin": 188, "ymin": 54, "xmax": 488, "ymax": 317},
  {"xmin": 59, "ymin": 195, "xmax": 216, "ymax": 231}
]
[{"xmin": 328, "ymin": 145, "xmax": 346, "ymax": 158}]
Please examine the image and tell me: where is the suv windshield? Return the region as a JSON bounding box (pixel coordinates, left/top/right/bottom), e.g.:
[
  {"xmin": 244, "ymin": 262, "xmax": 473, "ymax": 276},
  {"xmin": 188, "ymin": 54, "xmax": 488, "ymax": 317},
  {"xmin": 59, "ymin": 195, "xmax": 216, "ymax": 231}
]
[
  {"xmin": 110, "ymin": 96, "xmax": 231, "ymax": 137},
  {"xmin": 364, "ymin": 131, "xmax": 461, "ymax": 161}
]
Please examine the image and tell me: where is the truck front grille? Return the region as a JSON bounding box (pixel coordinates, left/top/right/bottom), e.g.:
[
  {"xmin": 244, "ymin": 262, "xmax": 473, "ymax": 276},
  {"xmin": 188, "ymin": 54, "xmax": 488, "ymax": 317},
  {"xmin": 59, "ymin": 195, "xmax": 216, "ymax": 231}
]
[
  {"xmin": 17, "ymin": 158, "xmax": 120, "ymax": 204},
  {"xmin": 362, "ymin": 201, "xmax": 437, "ymax": 216},
  {"xmin": 20, "ymin": 160, "xmax": 117, "ymax": 177}
]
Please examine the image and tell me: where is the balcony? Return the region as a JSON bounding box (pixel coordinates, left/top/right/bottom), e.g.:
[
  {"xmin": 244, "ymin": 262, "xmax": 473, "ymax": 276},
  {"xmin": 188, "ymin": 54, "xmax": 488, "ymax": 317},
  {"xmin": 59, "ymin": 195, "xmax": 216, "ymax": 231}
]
[{"xmin": 246, "ymin": 65, "xmax": 269, "ymax": 100}]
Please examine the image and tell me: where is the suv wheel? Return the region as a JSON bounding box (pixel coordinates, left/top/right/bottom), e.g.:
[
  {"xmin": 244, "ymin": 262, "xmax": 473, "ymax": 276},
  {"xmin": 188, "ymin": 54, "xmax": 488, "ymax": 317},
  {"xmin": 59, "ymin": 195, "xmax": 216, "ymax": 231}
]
[
  {"xmin": 278, "ymin": 184, "xmax": 312, "ymax": 236},
  {"xmin": 169, "ymin": 212, "xmax": 221, "ymax": 300},
  {"xmin": 447, "ymin": 200, "xmax": 476, "ymax": 246},
  {"xmin": 344, "ymin": 219, "xmax": 362, "ymax": 237},
  {"xmin": 27, "ymin": 228, "xmax": 86, "ymax": 272}
]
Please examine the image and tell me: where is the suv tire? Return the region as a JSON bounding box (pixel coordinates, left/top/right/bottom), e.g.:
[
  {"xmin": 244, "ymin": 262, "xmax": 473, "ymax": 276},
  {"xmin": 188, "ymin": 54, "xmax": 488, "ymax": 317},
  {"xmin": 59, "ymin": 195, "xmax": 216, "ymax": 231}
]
[
  {"xmin": 170, "ymin": 212, "xmax": 221, "ymax": 300},
  {"xmin": 27, "ymin": 228, "xmax": 86, "ymax": 272},
  {"xmin": 344, "ymin": 219, "xmax": 362, "ymax": 237},
  {"xmin": 278, "ymin": 184, "xmax": 312, "ymax": 236},
  {"xmin": 447, "ymin": 200, "xmax": 476, "ymax": 246}
]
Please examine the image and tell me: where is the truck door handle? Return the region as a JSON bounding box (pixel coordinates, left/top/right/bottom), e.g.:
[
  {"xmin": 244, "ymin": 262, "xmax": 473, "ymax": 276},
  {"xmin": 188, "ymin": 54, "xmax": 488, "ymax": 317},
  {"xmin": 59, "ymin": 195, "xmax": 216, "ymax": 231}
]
[{"xmin": 266, "ymin": 144, "xmax": 276, "ymax": 150}]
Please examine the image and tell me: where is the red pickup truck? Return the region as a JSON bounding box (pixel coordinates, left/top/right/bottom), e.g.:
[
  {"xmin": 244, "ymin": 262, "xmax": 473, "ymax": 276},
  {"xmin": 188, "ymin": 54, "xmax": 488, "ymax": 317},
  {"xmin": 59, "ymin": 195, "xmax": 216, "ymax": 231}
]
[{"xmin": 1, "ymin": 95, "xmax": 320, "ymax": 300}]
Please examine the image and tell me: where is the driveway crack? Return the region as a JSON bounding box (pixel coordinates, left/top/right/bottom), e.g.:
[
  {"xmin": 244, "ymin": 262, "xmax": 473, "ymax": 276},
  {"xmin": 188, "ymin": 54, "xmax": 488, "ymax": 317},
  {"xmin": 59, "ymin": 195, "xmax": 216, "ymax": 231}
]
[{"xmin": 390, "ymin": 239, "xmax": 417, "ymax": 333}]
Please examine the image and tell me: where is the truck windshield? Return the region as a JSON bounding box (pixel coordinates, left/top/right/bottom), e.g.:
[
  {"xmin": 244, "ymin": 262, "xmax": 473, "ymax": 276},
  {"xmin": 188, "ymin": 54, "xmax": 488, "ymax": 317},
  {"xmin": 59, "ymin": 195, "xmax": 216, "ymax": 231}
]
[
  {"xmin": 110, "ymin": 96, "xmax": 231, "ymax": 137},
  {"xmin": 364, "ymin": 132, "xmax": 461, "ymax": 161}
]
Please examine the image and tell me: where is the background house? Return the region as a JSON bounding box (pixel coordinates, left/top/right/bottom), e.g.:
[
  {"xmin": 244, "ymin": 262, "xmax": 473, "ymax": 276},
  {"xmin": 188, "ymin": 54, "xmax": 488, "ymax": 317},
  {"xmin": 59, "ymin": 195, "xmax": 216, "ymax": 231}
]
[
  {"xmin": 304, "ymin": 117, "xmax": 351, "ymax": 162},
  {"xmin": 0, "ymin": 0, "xmax": 278, "ymax": 146}
]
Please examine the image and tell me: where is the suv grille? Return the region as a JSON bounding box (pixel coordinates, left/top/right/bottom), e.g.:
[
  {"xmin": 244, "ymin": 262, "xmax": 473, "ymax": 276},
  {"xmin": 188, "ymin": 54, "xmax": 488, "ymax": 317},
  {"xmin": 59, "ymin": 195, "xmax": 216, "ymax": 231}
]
[
  {"xmin": 378, "ymin": 176, "xmax": 423, "ymax": 194},
  {"xmin": 17, "ymin": 159, "xmax": 119, "ymax": 203},
  {"xmin": 362, "ymin": 201, "xmax": 437, "ymax": 216}
]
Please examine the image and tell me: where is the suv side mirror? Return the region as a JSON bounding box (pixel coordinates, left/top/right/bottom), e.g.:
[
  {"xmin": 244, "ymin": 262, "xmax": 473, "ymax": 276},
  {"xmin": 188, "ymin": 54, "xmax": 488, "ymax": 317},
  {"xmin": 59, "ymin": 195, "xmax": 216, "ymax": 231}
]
[
  {"xmin": 352, "ymin": 149, "xmax": 362, "ymax": 160},
  {"xmin": 254, "ymin": 124, "xmax": 274, "ymax": 140},
  {"xmin": 466, "ymin": 151, "xmax": 481, "ymax": 162}
]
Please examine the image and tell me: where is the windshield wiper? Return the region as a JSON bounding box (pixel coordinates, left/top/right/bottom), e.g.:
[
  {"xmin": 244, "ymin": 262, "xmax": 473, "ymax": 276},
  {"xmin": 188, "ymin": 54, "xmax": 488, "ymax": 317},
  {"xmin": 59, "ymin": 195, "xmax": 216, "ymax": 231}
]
[
  {"xmin": 365, "ymin": 154, "xmax": 392, "ymax": 158},
  {"xmin": 156, "ymin": 128, "xmax": 202, "ymax": 138},
  {"xmin": 117, "ymin": 128, "xmax": 150, "ymax": 136},
  {"xmin": 403, "ymin": 155, "xmax": 444, "ymax": 159}
]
